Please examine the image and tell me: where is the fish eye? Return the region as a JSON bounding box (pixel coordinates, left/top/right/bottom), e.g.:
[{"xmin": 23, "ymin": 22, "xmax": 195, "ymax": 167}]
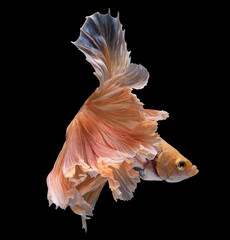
[{"xmin": 176, "ymin": 160, "xmax": 186, "ymax": 170}]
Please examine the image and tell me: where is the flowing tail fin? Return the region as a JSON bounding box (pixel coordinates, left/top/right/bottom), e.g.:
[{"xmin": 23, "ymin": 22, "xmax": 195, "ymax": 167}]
[
  {"xmin": 47, "ymin": 11, "xmax": 168, "ymax": 231},
  {"xmin": 72, "ymin": 11, "xmax": 131, "ymax": 85}
]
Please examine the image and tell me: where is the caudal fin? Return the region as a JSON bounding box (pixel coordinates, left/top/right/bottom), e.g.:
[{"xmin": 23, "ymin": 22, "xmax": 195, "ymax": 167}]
[{"xmin": 47, "ymin": 11, "xmax": 169, "ymax": 231}]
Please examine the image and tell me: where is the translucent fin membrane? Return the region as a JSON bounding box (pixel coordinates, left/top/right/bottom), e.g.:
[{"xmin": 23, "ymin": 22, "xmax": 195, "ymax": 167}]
[
  {"xmin": 110, "ymin": 159, "xmax": 140, "ymax": 201},
  {"xmin": 72, "ymin": 11, "xmax": 130, "ymax": 85},
  {"xmin": 47, "ymin": 11, "xmax": 168, "ymax": 231}
]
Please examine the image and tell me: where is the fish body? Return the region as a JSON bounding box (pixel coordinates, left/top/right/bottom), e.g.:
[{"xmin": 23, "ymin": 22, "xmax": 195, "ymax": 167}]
[
  {"xmin": 47, "ymin": 11, "xmax": 198, "ymax": 231},
  {"xmin": 141, "ymin": 138, "xmax": 198, "ymax": 182}
]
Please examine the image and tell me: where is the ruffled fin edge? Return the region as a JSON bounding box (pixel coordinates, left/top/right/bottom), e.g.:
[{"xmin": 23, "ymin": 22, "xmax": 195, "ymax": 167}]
[{"xmin": 72, "ymin": 11, "xmax": 130, "ymax": 85}]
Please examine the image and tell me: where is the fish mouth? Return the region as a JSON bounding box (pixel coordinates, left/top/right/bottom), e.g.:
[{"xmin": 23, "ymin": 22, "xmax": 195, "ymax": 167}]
[{"xmin": 189, "ymin": 165, "xmax": 199, "ymax": 177}]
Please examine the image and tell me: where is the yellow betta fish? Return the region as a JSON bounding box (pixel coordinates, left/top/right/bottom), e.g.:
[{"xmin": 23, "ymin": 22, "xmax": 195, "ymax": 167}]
[{"xmin": 47, "ymin": 10, "xmax": 198, "ymax": 231}]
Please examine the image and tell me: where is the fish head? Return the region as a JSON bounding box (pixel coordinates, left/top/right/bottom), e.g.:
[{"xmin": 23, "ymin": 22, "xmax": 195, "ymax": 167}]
[
  {"xmin": 165, "ymin": 157, "xmax": 198, "ymax": 183},
  {"xmin": 156, "ymin": 139, "xmax": 199, "ymax": 183}
]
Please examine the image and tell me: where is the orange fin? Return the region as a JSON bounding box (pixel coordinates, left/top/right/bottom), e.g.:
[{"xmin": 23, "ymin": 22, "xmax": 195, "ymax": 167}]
[
  {"xmin": 109, "ymin": 63, "xmax": 149, "ymax": 89},
  {"xmin": 144, "ymin": 109, "xmax": 169, "ymax": 121},
  {"xmin": 47, "ymin": 11, "xmax": 169, "ymax": 230},
  {"xmin": 109, "ymin": 159, "xmax": 140, "ymax": 201},
  {"xmin": 72, "ymin": 177, "xmax": 106, "ymax": 232}
]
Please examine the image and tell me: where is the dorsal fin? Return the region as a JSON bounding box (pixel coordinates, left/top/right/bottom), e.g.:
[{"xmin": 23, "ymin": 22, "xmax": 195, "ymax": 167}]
[{"xmin": 72, "ymin": 11, "xmax": 131, "ymax": 85}]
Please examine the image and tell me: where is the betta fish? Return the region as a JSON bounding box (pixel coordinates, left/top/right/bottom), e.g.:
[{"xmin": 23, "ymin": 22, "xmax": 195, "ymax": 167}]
[{"xmin": 47, "ymin": 10, "xmax": 198, "ymax": 231}]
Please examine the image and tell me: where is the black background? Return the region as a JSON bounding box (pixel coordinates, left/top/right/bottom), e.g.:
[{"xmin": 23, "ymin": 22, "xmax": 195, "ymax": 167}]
[{"xmin": 17, "ymin": 2, "xmax": 222, "ymax": 239}]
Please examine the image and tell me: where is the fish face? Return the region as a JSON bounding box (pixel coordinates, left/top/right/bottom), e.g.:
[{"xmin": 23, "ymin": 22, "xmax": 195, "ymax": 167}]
[
  {"xmin": 156, "ymin": 139, "xmax": 199, "ymax": 183},
  {"xmin": 165, "ymin": 157, "xmax": 199, "ymax": 183}
]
